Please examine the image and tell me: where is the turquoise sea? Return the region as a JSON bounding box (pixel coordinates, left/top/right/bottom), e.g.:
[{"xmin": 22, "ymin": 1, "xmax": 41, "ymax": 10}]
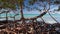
[
  {"xmin": 0, "ymin": 13, "xmax": 60, "ymax": 24},
  {"xmin": 24, "ymin": 14, "xmax": 60, "ymax": 24}
]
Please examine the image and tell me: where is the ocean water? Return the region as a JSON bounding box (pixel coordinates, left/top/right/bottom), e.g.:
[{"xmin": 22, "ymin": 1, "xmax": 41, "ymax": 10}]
[
  {"xmin": 0, "ymin": 13, "xmax": 60, "ymax": 24},
  {"xmin": 17, "ymin": 13, "xmax": 60, "ymax": 24},
  {"xmin": 42, "ymin": 14, "xmax": 60, "ymax": 24},
  {"xmin": 24, "ymin": 14, "xmax": 60, "ymax": 24}
]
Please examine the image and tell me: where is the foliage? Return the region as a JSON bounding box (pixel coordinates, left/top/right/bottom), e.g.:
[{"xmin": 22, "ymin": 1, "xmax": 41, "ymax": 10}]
[{"xmin": 0, "ymin": 0, "xmax": 16, "ymax": 10}]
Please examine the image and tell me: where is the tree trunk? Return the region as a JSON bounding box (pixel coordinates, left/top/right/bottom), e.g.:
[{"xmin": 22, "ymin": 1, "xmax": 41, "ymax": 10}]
[
  {"xmin": 14, "ymin": 17, "xmax": 15, "ymax": 21},
  {"xmin": 20, "ymin": 6, "xmax": 24, "ymax": 19},
  {"xmin": 6, "ymin": 12, "xmax": 8, "ymax": 23},
  {"xmin": 20, "ymin": 5, "xmax": 25, "ymax": 24}
]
